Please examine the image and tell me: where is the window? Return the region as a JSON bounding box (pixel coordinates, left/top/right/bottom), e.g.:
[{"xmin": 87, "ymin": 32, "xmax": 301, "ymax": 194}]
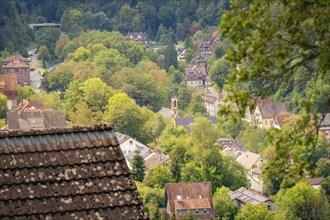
[
  {"xmin": 129, "ymin": 140, "xmax": 133, "ymax": 145},
  {"xmin": 177, "ymin": 195, "xmax": 182, "ymax": 200},
  {"xmin": 196, "ymin": 210, "xmax": 199, "ymax": 214}
]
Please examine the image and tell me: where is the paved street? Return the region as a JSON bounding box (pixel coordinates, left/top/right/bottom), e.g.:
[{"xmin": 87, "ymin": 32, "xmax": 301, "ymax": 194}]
[{"xmin": 29, "ymin": 49, "xmax": 41, "ymax": 92}]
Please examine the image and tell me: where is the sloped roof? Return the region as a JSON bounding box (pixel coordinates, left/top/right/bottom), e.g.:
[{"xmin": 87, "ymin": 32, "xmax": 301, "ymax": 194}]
[
  {"xmin": 185, "ymin": 63, "xmax": 208, "ymax": 81},
  {"xmin": 144, "ymin": 151, "xmax": 169, "ymax": 170},
  {"xmin": 256, "ymin": 99, "xmax": 287, "ymax": 119},
  {"xmin": 3, "ymin": 60, "xmax": 30, "ymax": 68},
  {"xmin": 3, "ymin": 54, "xmax": 30, "ymax": 63},
  {"xmin": 319, "ymin": 113, "xmax": 330, "ymax": 129},
  {"xmin": 229, "ymin": 187, "xmax": 271, "ymax": 204},
  {"xmin": 9, "ymin": 99, "xmax": 45, "ymax": 113},
  {"xmin": 211, "ymin": 30, "xmax": 220, "ymax": 38},
  {"xmin": 159, "ymin": 107, "xmax": 172, "ymax": 118},
  {"xmin": 174, "ymin": 116, "xmax": 217, "ymax": 134},
  {"xmin": 0, "ymin": 74, "xmax": 18, "ymax": 100},
  {"xmin": 165, "ymin": 182, "xmax": 214, "ymax": 217},
  {"xmin": 274, "ymin": 111, "xmax": 295, "ymax": 127},
  {"xmin": 236, "ymin": 151, "xmax": 261, "ymax": 170},
  {"xmin": 0, "ymin": 124, "xmax": 148, "ymax": 219}
]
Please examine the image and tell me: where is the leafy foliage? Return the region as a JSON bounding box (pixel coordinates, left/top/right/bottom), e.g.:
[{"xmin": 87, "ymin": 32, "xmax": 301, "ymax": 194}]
[
  {"xmin": 275, "ymin": 182, "xmax": 330, "ymax": 220},
  {"xmin": 132, "ymin": 151, "xmax": 146, "ymax": 182},
  {"xmin": 143, "ymin": 166, "xmax": 175, "ymax": 188}
]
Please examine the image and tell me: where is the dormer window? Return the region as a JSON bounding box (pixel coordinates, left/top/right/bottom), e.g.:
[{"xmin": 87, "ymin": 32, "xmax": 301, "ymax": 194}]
[
  {"xmin": 177, "ymin": 195, "xmax": 182, "ymax": 201},
  {"xmin": 186, "ymin": 196, "xmax": 189, "ymax": 200}
]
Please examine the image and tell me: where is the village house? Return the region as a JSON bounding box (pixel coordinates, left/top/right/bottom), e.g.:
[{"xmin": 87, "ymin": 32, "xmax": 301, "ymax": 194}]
[
  {"xmin": 6, "ymin": 99, "xmax": 67, "ymax": 130},
  {"xmin": 165, "ymin": 182, "xmax": 215, "ymax": 220},
  {"xmin": 229, "ymin": 187, "xmax": 275, "ymax": 211},
  {"xmin": 245, "ymin": 98, "xmax": 287, "ymax": 129},
  {"xmin": 202, "ymin": 93, "xmax": 225, "ymax": 116},
  {"xmin": 211, "ymin": 30, "xmax": 221, "ymax": 45},
  {"xmin": 177, "ymin": 48, "xmax": 186, "ymax": 62},
  {"xmin": 0, "ymin": 73, "xmax": 18, "ymax": 109},
  {"xmin": 272, "ymin": 111, "xmax": 296, "ymax": 129},
  {"xmin": 319, "ymin": 113, "xmax": 330, "ymax": 144},
  {"xmin": 144, "ymin": 150, "xmax": 170, "ymax": 170},
  {"xmin": 236, "ymin": 151, "xmax": 265, "ymax": 192},
  {"xmin": 174, "ymin": 116, "xmax": 217, "ymax": 134},
  {"xmin": 0, "ymin": 124, "xmax": 148, "ymax": 219},
  {"xmin": 2, "ymin": 54, "xmax": 30, "ymax": 86},
  {"xmin": 185, "ymin": 63, "xmax": 208, "ymax": 87},
  {"xmin": 115, "ymin": 131, "xmax": 154, "ymax": 169},
  {"xmin": 125, "ymin": 32, "xmax": 147, "ymax": 44}
]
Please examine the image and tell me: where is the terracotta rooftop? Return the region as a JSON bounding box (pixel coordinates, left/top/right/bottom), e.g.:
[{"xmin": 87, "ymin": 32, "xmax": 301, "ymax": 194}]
[
  {"xmin": 2, "ymin": 54, "xmax": 30, "ymax": 64},
  {"xmin": 3, "ymin": 60, "xmax": 30, "ymax": 68},
  {"xmin": 274, "ymin": 111, "xmax": 295, "ymax": 127},
  {"xmin": 9, "ymin": 99, "xmax": 44, "ymax": 113},
  {"xmin": 0, "ymin": 124, "xmax": 148, "ymax": 219},
  {"xmin": 0, "ymin": 74, "xmax": 18, "ymax": 100},
  {"xmin": 165, "ymin": 182, "xmax": 214, "ymax": 218}
]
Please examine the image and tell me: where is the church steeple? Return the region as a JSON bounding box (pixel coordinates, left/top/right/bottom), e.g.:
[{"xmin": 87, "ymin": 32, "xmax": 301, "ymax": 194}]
[{"xmin": 171, "ymin": 93, "xmax": 179, "ymax": 118}]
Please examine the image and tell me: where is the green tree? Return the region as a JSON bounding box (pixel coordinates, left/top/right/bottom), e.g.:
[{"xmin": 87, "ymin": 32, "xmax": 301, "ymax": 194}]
[
  {"xmin": 61, "ymin": 9, "xmax": 84, "ymax": 37},
  {"xmin": 69, "ymin": 102, "xmax": 95, "ymax": 126},
  {"xmin": 73, "ymin": 46, "xmax": 91, "ymax": 62},
  {"xmin": 38, "ymin": 45, "xmax": 50, "ymax": 68},
  {"xmin": 275, "ymin": 181, "xmax": 330, "ymax": 220},
  {"xmin": 143, "ymin": 166, "xmax": 175, "ymax": 188},
  {"xmin": 213, "ymin": 186, "xmax": 238, "ymax": 220},
  {"xmin": 239, "ymin": 126, "xmax": 268, "ymax": 153},
  {"xmin": 185, "ymin": 93, "xmax": 207, "ymax": 117},
  {"xmin": 93, "ymin": 49, "xmax": 128, "ymax": 72},
  {"xmin": 321, "ymin": 176, "xmax": 330, "ymax": 201},
  {"xmin": 221, "ymin": 1, "xmax": 330, "ymax": 191},
  {"xmin": 132, "ymin": 150, "xmax": 146, "ymax": 182},
  {"xmin": 36, "ymin": 27, "xmax": 61, "ymax": 56},
  {"xmin": 235, "ymin": 203, "xmax": 273, "ymax": 220},
  {"xmin": 82, "ymin": 78, "xmax": 115, "ymax": 113},
  {"xmin": 164, "ymin": 38, "xmax": 178, "ymax": 70},
  {"xmin": 316, "ymin": 158, "xmax": 330, "ymax": 178},
  {"xmin": 46, "ymin": 67, "xmax": 74, "ymax": 93},
  {"xmin": 18, "ymin": 86, "xmax": 36, "ymax": 103},
  {"xmin": 0, "ymin": 94, "xmax": 7, "ymax": 118},
  {"xmin": 104, "ymin": 93, "xmax": 149, "ymax": 141}
]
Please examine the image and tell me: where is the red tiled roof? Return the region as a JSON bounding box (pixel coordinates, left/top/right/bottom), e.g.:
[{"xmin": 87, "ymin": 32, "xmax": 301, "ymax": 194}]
[
  {"xmin": 165, "ymin": 182, "xmax": 214, "ymax": 214},
  {"xmin": 3, "ymin": 60, "xmax": 30, "ymax": 68},
  {"xmin": 0, "ymin": 74, "xmax": 18, "ymax": 100},
  {"xmin": 275, "ymin": 111, "xmax": 295, "ymax": 127}
]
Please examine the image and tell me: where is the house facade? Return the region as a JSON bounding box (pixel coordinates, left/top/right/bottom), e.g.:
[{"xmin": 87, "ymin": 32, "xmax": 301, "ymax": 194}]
[
  {"xmin": 125, "ymin": 32, "xmax": 147, "ymax": 44},
  {"xmin": 7, "ymin": 99, "xmax": 67, "ymax": 130},
  {"xmin": 245, "ymin": 98, "xmax": 287, "ymax": 129},
  {"xmin": 202, "ymin": 93, "xmax": 225, "ymax": 116},
  {"xmin": 236, "ymin": 151, "xmax": 265, "ymax": 192},
  {"xmin": 185, "ymin": 63, "xmax": 208, "ymax": 87},
  {"xmin": 165, "ymin": 182, "xmax": 215, "ymax": 220},
  {"xmin": 0, "ymin": 73, "xmax": 18, "ymax": 109},
  {"xmin": 2, "ymin": 54, "xmax": 30, "ymax": 86}
]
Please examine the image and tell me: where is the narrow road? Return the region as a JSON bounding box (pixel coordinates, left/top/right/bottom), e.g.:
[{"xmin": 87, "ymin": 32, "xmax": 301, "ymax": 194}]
[
  {"xmin": 29, "ymin": 49, "xmax": 41, "ymax": 92},
  {"xmin": 28, "ymin": 49, "xmax": 60, "ymax": 92}
]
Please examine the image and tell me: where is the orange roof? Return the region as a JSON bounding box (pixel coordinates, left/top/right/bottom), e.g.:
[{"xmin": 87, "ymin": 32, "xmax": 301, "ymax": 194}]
[
  {"xmin": 173, "ymin": 198, "xmax": 211, "ymax": 210},
  {"xmin": 0, "ymin": 74, "xmax": 18, "ymax": 91},
  {"xmin": 3, "ymin": 60, "xmax": 30, "ymax": 68},
  {"xmin": 165, "ymin": 182, "xmax": 213, "ymax": 211},
  {"xmin": 3, "ymin": 54, "xmax": 29, "ymax": 62},
  {"xmin": 211, "ymin": 30, "xmax": 219, "ymax": 38}
]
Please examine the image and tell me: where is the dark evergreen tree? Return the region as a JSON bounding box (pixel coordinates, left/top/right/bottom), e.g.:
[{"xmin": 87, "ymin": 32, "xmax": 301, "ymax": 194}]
[
  {"xmin": 131, "ymin": 150, "xmax": 146, "ymax": 182},
  {"xmin": 164, "ymin": 38, "xmax": 178, "ymax": 71}
]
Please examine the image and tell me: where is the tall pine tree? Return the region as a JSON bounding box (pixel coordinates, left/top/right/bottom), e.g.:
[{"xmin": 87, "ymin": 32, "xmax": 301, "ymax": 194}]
[
  {"xmin": 131, "ymin": 150, "xmax": 146, "ymax": 182},
  {"xmin": 164, "ymin": 38, "xmax": 178, "ymax": 71}
]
